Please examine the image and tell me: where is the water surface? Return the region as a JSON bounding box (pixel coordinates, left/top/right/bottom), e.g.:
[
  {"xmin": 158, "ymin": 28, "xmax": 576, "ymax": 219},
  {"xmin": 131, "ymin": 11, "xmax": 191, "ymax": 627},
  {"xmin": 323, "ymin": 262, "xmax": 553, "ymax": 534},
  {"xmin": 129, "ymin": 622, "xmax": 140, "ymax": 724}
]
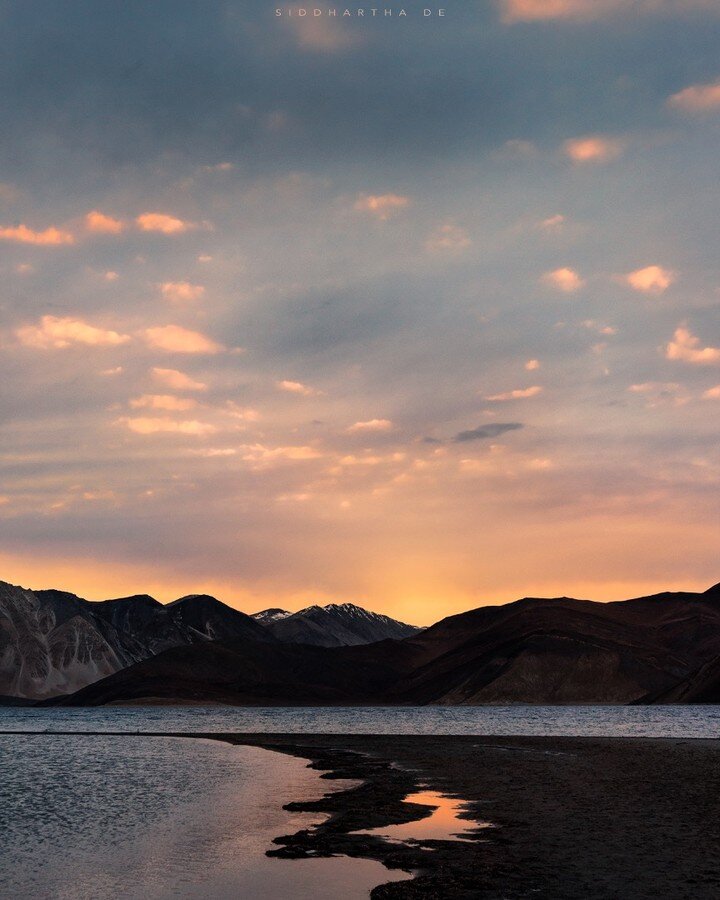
[
  {"xmin": 1, "ymin": 704, "xmax": 719, "ymax": 737},
  {"xmin": 0, "ymin": 734, "xmax": 409, "ymax": 899}
]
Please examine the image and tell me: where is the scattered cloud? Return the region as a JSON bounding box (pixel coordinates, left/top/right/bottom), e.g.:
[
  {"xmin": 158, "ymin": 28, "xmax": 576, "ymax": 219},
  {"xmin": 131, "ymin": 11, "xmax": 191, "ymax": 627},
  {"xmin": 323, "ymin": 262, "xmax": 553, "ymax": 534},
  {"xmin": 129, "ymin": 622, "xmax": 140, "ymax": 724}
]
[
  {"xmin": 703, "ymin": 385, "xmax": 720, "ymax": 399},
  {"xmin": 499, "ymin": 0, "xmax": 715, "ymax": 24},
  {"xmin": 628, "ymin": 381, "xmax": 680, "ymax": 393},
  {"xmin": 538, "ymin": 214, "xmax": 565, "ymax": 230},
  {"xmin": 666, "ymin": 325, "xmax": 720, "ymax": 365},
  {"xmin": 120, "ymin": 417, "xmax": 216, "ymax": 435},
  {"xmin": 201, "ymin": 162, "xmax": 234, "ymax": 173},
  {"xmin": 563, "ymin": 135, "xmax": 624, "ymax": 164},
  {"xmin": 129, "ymin": 394, "xmax": 198, "ymax": 412},
  {"xmin": 85, "ymin": 211, "xmax": 124, "ymax": 234},
  {"xmin": 582, "ymin": 320, "xmax": 617, "ymax": 335},
  {"xmin": 142, "ymin": 325, "xmax": 224, "ymax": 354},
  {"xmin": 0, "ymin": 223, "xmax": 74, "ymax": 245},
  {"xmin": 277, "ymin": 379, "xmax": 319, "ymax": 396},
  {"xmin": 15, "ymin": 316, "xmax": 130, "ymax": 349},
  {"xmin": 453, "ymin": 423, "xmax": 523, "ymax": 442},
  {"xmin": 525, "ymin": 359, "xmax": 541, "ymax": 370},
  {"xmin": 541, "ymin": 267, "xmax": 584, "ymax": 292},
  {"xmin": 152, "ymin": 367, "xmax": 208, "ymax": 392},
  {"xmin": 135, "ymin": 213, "xmax": 194, "ymax": 234},
  {"xmin": 347, "ymin": 418, "xmax": 394, "ymax": 433},
  {"xmin": 425, "ymin": 222, "xmax": 472, "ymax": 255},
  {"xmin": 625, "ymin": 265, "xmax": 675, "ymax": 294},
  {"xmin": 485, "ymin": 386, "xmax": 543, "ymax": 401},
  {"xmin": 160, "ymin": 281, "xmax": 206, "ymax": 303},
  {"xmin": 354, "ymin": 193, "xmax": 410, "ymax": 220},
  {"xmin": 668, "ymin": 80, "xmax": 720, "ymax": 113}
]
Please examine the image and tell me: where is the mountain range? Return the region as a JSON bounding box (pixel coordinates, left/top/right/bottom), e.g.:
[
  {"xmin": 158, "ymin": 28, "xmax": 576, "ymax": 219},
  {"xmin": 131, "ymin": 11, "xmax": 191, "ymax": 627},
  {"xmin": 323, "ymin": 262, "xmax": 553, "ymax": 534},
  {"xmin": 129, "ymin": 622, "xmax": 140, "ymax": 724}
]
[
  {"xmin": 0, "ymin": 581, "xmax": 416, "ymax": 700},
  {"xmin": 4, "ymin": 578, "xmax": 720, "ymax": 706},
  {"xmin": 252, "ymin": 603, "xmax": 421, "ymax": 646}
]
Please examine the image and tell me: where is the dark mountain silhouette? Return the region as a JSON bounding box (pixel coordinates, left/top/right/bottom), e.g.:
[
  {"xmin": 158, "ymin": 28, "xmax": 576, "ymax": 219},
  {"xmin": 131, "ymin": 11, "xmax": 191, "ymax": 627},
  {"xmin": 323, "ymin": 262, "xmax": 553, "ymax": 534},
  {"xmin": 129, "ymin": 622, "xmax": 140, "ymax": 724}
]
[
  {"xmin": 49, "ymin": 581, "xmax": 720, "ymax": 707},
  {"xmin": 0, "ymin": 581, "xmax": 271, "ymax": 699},
  {"xmin": 253, "ymin": 602, "xmax": 421, "ymax": 646}
]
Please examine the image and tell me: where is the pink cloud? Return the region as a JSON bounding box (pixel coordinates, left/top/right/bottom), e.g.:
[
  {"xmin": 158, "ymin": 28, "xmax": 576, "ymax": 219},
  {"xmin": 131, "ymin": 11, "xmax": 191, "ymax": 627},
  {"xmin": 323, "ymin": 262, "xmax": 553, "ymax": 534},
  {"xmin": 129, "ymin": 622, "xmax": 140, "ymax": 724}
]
[
  {"xmin": 563, "ymin": 135, "xmax": 625, "ymax": 164},
  {"xmin": 666, "ymin": 325, "xmax": 720, "ymax": 365},
  {"xmin": 129, "ymin": 394, "xmax": 198, "ymax": 412},
  {"xmin": 347, "ymin": 418, "xmax": 394, "ymax": 433},
  {"xmin": 15, "ymin": 316, "xmax": 130, "ymax": 349},
  {"xmin": 85, "ymin": 211, "xmax": 125, "ymax": 234},
  {"xmin": 668, "ymin": 80, "xmax": 720, "ymax": 112},
  {"xmin": 160, "ymin": 281, "xmax": 206, "ymax": 303},
  {"xmin": 152, "ymin": 367, "xmax": 208, "ymax": 392},
  {"xmin": 135, "ymin": 213, "xmax": 193, "ymax": 234},
  {"xmin": 354, "ymin": 193, "xmax": 410, "ymax": 220},
  {"xmin": 142, "ymin": 325, "xmax": 223, "ymax": 354},
  {"xmin": 485, "ymin": 386, "xmax": 544, "ymax": 401},
  {"xmin": 0, "ymin": 224, "xmax": 75, "ymax": 246}
]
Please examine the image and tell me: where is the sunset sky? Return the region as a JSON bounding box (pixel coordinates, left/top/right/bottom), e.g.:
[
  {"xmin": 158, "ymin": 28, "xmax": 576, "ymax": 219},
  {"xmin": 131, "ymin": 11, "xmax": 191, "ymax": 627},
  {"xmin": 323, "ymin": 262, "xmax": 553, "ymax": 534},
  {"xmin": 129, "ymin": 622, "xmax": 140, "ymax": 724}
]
[{"xmin": 1, "ymin": 1, "xmax": 719, "ymax": 623}]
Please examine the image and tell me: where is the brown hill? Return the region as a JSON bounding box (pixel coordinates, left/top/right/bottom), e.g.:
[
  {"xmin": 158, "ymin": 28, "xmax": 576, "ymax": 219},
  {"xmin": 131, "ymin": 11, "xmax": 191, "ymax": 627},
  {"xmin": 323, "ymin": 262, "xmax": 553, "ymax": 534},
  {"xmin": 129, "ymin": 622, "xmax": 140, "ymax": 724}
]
[{"xmin": 52, "ymin": 583, "xmax": 720, "ymax": 706}]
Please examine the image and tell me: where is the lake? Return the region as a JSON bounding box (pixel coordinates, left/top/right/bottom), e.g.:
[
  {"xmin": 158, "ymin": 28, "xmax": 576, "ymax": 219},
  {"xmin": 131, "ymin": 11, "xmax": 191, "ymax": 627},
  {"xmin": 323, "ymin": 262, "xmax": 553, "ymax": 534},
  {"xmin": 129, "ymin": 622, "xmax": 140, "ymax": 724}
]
[{"xmin": 2, "ymin": 705, "xmax": 719, "ymax": 899}]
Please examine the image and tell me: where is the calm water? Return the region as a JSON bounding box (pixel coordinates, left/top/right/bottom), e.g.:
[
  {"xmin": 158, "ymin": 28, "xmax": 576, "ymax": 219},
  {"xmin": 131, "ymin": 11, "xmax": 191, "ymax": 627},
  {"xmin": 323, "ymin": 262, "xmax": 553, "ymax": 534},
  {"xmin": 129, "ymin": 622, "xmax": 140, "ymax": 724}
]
[
  {"xmin": 3, "ymin": 705, "xmax": 719, "ymax": 899},
  {"xmin": 1, "ymin": 704, "xmax": 720, "ymax": 737},
  {"xmin": 0, "ymin": 734, "xmax": 409, "ymax": 899}
]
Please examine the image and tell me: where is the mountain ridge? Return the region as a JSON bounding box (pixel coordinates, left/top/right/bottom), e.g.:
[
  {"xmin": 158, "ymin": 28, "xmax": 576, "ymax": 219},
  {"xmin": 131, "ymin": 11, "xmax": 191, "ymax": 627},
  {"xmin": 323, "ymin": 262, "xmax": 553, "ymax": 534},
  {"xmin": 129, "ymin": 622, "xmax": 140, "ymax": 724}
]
[{"xmin": 38, "ymin": 580, "xmax": 720, "ymax": 708}]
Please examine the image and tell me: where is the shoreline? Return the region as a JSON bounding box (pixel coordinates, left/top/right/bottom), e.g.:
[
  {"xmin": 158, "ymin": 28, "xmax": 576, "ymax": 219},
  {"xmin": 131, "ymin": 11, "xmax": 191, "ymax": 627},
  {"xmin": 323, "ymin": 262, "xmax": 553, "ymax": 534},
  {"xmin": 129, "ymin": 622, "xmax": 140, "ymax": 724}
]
[{"xmin": 4, "ymin": 732, "xmax": 720, "ymax": 897}]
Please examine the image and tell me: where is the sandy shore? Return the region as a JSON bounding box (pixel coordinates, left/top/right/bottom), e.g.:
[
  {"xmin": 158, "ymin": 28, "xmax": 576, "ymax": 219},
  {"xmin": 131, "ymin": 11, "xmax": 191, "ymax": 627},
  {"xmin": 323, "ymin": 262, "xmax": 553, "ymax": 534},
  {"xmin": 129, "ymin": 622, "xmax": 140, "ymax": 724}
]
[{"xmin": 4, "ymin": 731, "xmax": 720, "ymax": 897}]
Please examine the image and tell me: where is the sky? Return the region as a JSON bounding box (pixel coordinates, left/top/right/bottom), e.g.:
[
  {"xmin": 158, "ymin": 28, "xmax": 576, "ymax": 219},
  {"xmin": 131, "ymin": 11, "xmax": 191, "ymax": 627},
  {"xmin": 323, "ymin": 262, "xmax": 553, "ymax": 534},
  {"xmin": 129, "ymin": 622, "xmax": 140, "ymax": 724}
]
[{"xmin": 0, "ymin": 0, "xmax": 719, "ymax": 624}]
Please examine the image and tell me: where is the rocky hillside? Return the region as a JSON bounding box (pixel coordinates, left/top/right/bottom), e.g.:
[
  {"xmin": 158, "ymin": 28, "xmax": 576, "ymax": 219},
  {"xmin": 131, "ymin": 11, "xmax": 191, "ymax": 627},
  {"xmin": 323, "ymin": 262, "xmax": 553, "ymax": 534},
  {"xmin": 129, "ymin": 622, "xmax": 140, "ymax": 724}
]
[
  {"xmin": 253, "ymin": 602, "xmax": 421, "ymax": 646},
  {"xmin": 0, "ymin": 582, "xmax": 271, "ymax": 699},
  {"xmin": 52, "ymin": 582, "xmax": 720, "ymax": 707}
]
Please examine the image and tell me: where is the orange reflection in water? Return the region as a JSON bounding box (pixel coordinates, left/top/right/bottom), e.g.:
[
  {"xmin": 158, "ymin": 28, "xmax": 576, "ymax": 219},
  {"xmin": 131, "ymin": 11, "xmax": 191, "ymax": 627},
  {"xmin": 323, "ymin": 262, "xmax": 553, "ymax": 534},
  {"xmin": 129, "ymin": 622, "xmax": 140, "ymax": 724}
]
[{"xmin": 357, "ymin": 790, "xmax": 491, "ymax": 844}]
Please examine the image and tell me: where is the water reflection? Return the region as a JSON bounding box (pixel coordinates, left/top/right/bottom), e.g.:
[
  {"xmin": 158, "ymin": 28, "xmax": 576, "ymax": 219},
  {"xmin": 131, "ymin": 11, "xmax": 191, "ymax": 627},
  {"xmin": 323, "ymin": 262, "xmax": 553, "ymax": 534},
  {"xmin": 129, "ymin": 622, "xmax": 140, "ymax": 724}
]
[
  {"xmin": 354, "ymin": 789, "xmax": 491, "ymax": 845},
  {"xmin": 0, "ymin": 736, "xmax": 410, "ymax": 899}
]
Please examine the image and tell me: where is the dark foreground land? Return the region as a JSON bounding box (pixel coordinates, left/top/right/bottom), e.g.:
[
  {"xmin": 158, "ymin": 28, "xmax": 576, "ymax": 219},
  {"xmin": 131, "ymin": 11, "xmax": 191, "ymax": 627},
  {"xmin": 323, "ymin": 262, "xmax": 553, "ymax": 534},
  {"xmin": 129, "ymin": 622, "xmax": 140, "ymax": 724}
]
[
  {"xmin": 5, "ymin": 731, "xmax": 720, "ymax": 897},
  {"xmin": 221, "ymin": 734, "xmax": 720, "ymax": 899}
]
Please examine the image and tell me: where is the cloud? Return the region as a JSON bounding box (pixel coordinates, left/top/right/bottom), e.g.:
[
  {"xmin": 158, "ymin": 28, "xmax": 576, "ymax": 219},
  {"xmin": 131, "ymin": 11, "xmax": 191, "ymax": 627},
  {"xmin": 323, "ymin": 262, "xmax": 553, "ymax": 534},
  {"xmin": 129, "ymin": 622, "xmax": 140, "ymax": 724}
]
[
  {"xmin": 666, "ymin": 325, "xmax": 720, "ymax": 365},
  {"xmin": 624, "ymin": 265, "xmax": 675, "ymax": 294},
  {"xmin": 354, "ymin": 193, "xmax": 410, "ymax": 220},
  {"xmin": 277, "ymin": 379, "xmax": 318, "ymax": 396},
  {"xmin": 541, "ymin": 267, "xmax": 584, "ymax": 292},
  {"xmin": 129, "ymin": 394, "xmax": 198, "ymax": 412},
  {"xmin": 283, "ymin": 14, "xmax": 359, "ymax": 52},
  {"xmin": 201, "ymin": 162, "xmax": 234, "ymax": 173},
  {"xmin": 135, "ymin": 213, "xmax": 194, "ymax": 234},
  {"xmin": 525, "ymin": 359, "xmax": 541, "ymax": 370},
  {"xmin": 152, "ymin": 367, "xmax": 208, "ymax": 392},
  {"xmin": 15, "ymin": 316, "xmax": 130, "ymax": 349},
  {"xmin": 347, "ymin": 418, "xmax": 394, "ymax": 433},
  {"xmin": 425, "ymin": 223, "xmax": 472, "ymax": 255},
  {"xmin": 453, "ymin": 423, "xmax": 524, "ymax": 442},
  {"xmin": 142, "ymin": 325, "xmax": 223, "ymax": 354},
  {"xmin": 85, "ymin": 210, "xmax": 124, "ymax": 234},
  {"xmin": 538, "ymin": 214, "xmax": 565, "ymax": 230},
  {"xmin": 120, "ymin": 417, "xmax": 216, "ymax": 435},
  {"xmin": 160, "ymin": 281, "xmax": 206, "ymax": 303},
  {"xmin": 628, "ymin": 382, "xmax": 680, "ymax": 393},
  {"xmin": 0, "ymin": 224, "xmax": 74, "ymax": 245},
  {"xmin": 667, "ymin": 80, "xmax": 720, "ymax": 113},
  {"xmin": 241, "ymin": 444, "xmax": 323, "ymax": 464},
  {"xmin": 703, "ymin": 385, "xmax": 720, "ymax": 399},
  {"xmin": 582, "ymin": 320, "xmax": 617, "ymax": 335},
  {"xmin": 485, "ymin": 386, "xmax": 543, "ymax": 401},
  {"xmin": 499, "ymin": 0, "xmax": 716, "ymax": 23},
  {"xmin": 563, "ymin": 135, "xmax": 624, "ymax": 164}
]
